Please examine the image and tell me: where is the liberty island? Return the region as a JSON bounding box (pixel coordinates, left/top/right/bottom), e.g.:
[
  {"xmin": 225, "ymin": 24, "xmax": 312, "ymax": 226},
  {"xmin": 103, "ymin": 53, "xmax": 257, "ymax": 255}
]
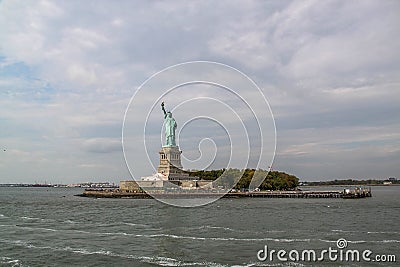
[{"xmin": 78, "ymin": 102, "xmax": 372, "ymax": 199}]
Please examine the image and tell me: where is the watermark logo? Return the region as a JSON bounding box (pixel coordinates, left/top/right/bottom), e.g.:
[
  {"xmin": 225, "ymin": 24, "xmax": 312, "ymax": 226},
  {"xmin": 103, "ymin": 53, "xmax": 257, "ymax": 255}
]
[
  {"xmin": 257, "ymin": 238, "xmax": 396, "ymax": 263},
  {"xmin": 336, "ymin": 238, "xmax": 348, "ymax": 249},
  {"xmin": 122, "ymin": 61, "xmax": 276, "ymax": 207}
]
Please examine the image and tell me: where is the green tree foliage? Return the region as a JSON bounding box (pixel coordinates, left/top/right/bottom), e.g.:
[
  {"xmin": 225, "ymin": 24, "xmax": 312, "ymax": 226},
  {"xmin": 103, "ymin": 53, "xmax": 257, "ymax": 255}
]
[
  {"xmin": 189, "ymin": 169, "xmax": 299, "ymax": 191},
  {"xmin": 259, "ymin": 171, "xmax": 299, "ymax": 190},
  {"xmin": 189, "ymin": 168, "xmax": 226, "ymax": 180}
]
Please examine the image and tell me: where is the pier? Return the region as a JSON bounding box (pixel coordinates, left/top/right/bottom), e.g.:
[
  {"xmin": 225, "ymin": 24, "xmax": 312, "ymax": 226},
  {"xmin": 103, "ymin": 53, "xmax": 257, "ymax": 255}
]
[{"xmin": 77, "ymin": 188, "xmax": 372, "ymax": 199}]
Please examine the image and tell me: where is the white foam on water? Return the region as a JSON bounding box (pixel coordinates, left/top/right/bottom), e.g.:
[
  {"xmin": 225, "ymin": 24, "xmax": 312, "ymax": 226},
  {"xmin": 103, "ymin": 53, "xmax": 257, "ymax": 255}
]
[
  {"xmin": 206, "ymin": 226, "xmax": 286, "ymax": 234},
  {"xmin": 4, "ymin": 224, "xmax": 93, "ymax": 235},
  {"xmin": 20, "ymin": 216, "xmax": 38, "ymax": 220},
  {"xmin": 138, "ymin": 256, "xmax": 192, "ymax": 266},
  {"xmin": 374, "ymin": 239, "xmax": 400, "ymax": 243},
  {"xmin": 204, "ymin": 226, "xmax": 235, "ymax": 231},
  {"xmin": 184, "ymin": 225, "xmax": 236, "ymax": 232},
  {"xmin": 121, "ymin": 222, "xmax": 154, "ymax": 228},
  {"xmin": 20, "ymin": 216, "xmax": 55, "ymax": 223},
  {"xmin": 348, "ymin": 240, "xmax": 367, "ymax": 244},
  {"xmin": 5, "ymin": 224, "xmax": 364, "ymax": 245},
  {"xmin": 319, "ymin": 239, "xmax": 399, "ymax": 244},
  {"xmin": 0, "ymin": 238, "xmax": 310, "ymax": 267},
  {"xmin": 331, "ymin": 229, "xmax": 359, "ymax": 233},
  {"xmin": 332, "ymin": 229, "xmax": 400, "ymax": 235},
  {"xmin": 7, "ymin": 223, "xmax": 292, "ymax": 244},
  {"xmin": 18, "ymin": 226, "xmax": 58, "ymax": 232},
  {"xmin": 8, "ymin": 225, "xmax": 310, "ymax": 243},
  {"xmin": 319, "ymin": 239, "xmax": 365, "ymax": 244},
  {"xmin": 367, "ymin": 231, "xmax": 400, "ymax": 234},
  {"xmin": 0, "ymin": 239, "xmax": 25, "ymax": 246},
  {"xmin": 62, "ymin": 246, "xmax": 115, "ymax": 256},
  {"xmin": 0, "ymin": 238, "xmax": 46, "ymax": 251},
  {"xmin": 102, "ymin": 231, "xmax": 132, "ymax": 236},
  {"xmin": 137, "ymin": 255, "xmax": 227, "ymax": 267},
  {"xmin": 71, "ymin": 229, "xmax": 93, "ymax": 234},
  {"xmin": 0, "ymin": 256, "xmax": 23, "ymax": 267},
  {"xmin": 0, "ymin": 238, "xmax": 228, "ymax": 267},
  {"xmin": 142, "ymin": 234, "xmax": 310, "ymax": 243},
  {"xmin": 5, "ymin": 226, "xmax": 299, "ymax": 243}
]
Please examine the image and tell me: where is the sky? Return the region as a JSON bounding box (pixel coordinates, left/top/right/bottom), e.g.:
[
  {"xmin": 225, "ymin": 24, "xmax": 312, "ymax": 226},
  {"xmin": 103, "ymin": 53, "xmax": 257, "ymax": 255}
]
[{"xmin": 0, "ymin": 0, "xmax": 399, "ymax": 183}]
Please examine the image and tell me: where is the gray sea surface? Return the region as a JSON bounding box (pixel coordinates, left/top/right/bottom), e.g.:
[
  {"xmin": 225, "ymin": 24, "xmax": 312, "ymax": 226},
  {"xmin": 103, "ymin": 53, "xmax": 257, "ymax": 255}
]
[{"xmin": 0, "ymin": 186, "xmax": 398, "ymax": 266}]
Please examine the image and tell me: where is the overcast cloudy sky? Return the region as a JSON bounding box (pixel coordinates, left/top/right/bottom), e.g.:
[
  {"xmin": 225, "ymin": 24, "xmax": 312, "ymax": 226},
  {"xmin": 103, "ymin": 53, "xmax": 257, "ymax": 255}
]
[{"xmin": 0, "ymin": 0, "xmax": 399, "ymax": 183}]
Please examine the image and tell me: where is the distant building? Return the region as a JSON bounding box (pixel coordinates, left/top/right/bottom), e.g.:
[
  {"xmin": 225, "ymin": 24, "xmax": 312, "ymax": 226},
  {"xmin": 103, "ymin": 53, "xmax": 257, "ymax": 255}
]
[{"xmin": 119, "ymin": 180, "xmax": 141, "ymax": 192}]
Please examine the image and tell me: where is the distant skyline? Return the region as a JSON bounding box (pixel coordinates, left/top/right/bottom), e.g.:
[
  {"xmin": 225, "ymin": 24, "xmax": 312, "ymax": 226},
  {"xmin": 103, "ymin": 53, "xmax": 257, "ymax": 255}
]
[{"xmin": 1, "ymin": 0, "xmax": 399, "ymax": 183}]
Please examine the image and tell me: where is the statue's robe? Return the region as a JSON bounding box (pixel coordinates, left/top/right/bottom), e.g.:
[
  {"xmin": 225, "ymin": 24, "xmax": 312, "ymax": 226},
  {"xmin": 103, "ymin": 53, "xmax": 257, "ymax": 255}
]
[{"xmin": 164, "ymin": 115, "xmax": 177, "ymax": 146}]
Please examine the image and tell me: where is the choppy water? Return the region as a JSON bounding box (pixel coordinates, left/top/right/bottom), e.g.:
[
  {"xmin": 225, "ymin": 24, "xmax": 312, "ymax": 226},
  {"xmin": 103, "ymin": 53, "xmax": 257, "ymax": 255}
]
[{"xmin": 0, "ymin": 186, "xmax": 398, "ymax": 266}]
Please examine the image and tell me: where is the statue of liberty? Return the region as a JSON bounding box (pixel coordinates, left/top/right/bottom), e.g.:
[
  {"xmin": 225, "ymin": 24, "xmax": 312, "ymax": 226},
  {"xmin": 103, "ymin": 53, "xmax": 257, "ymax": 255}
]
[{"xmin": 161, "ymin": 102, "xmax": 177, "ymax": 147}]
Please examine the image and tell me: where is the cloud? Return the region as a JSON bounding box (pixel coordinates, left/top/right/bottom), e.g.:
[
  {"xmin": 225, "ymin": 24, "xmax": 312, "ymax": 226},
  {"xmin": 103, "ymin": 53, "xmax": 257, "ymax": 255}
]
[
  {"xmin": 82, "ymin": 138, "xmax": 121, "ymax": 153},
  {"xmin": 0, "ymin": 0, "xmax": 399, "ymax": 182}
]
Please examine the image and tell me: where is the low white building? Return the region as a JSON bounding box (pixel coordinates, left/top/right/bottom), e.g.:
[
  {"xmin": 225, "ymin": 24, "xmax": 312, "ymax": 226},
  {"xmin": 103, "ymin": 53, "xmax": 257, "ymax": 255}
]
[{"xmin": 141, "ymin": 173, "xmax": 168, "ymax": 181}]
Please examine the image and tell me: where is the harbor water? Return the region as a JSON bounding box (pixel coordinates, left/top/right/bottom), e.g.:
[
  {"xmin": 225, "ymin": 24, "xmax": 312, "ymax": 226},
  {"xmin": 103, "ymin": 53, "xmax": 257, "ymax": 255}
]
[{"xmin": 0, "ymin": 186, "xmax": 398, "ymax": 266}]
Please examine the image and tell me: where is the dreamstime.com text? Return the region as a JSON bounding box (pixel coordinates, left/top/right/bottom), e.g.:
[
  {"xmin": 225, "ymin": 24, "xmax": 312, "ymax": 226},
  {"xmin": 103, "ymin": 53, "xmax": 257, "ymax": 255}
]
[{"xmin": 257, "ymin": 238, "xmax": 396, "ymax": 263}]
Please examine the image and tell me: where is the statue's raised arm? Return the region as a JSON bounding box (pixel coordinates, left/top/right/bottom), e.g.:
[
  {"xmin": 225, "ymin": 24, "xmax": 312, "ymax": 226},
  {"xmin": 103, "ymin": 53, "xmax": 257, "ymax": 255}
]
[{"xmin": 161, "ymin": 101, "xmax": 167, "ymax": 118}]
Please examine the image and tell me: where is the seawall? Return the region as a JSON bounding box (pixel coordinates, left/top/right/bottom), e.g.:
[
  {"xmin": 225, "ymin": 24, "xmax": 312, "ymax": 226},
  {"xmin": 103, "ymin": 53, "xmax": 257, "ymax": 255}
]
[{"xmin": 76, "ymin": 189, "xmax": 372, "ymax": 199}]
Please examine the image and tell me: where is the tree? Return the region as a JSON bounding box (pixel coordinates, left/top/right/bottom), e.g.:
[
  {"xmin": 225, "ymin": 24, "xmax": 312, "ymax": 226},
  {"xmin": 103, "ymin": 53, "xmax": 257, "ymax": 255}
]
[{"xmin": 189, "ymin": 169, "xmax": 299, "ymax": 191}]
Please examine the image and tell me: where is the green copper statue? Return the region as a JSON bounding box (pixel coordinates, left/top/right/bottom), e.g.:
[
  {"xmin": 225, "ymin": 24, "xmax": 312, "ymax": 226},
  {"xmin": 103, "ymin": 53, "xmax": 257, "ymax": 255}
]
[{"xmin": 161, "ymin": 102, "xmax": 177, "ymax": 147}]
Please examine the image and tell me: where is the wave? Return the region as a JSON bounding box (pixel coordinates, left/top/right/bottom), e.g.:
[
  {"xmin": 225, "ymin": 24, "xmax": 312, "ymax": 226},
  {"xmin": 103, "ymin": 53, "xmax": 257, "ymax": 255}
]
[
  {"xmin": 20, "ymin": 216, "xmax": 38, "ymax": 220},
  {"xmin": 17, "ymin": 225, "xmax": 59, "ymax": 232},
  {"xmin": 136, "ymin": 255, "xmax": 226, "ymax": 267},
  {"xmin": 121, "ymin": 222, "xmax": 144, "ymax": 226},
  {"xmin": 195, "ymin": 226, "xmax": 284, "ymax": 233},
  {"xmin": 319, "ymin": 239, "xmax": 366, "ymax": 244},
  {"xmin": 194, "ymin": 225, "xmax": 235, "ymax": 231},
  {"xmin": 49, "ymin": 220, "xmax": 149, "ymax": 227},
  {"xmin": 8, "ymin": 224, "xmax": 399, "ymax": 244},
  {"xmin": 4, "ymin": 224, "xmax": 399, "ymax": 244},
  {"xmin": 60, "ymin": 220, "xmax": 155, "ymax": 228},
  {"xmin": 120, "ymin": 222, "xmax": 154, "ymax": 228},
  {"xmin": 0, "ymin": 224, "xmax": 309, "ymax": 243},
  {"xmin": 319, "ymin": 239, "xmax": 400, "ymax": 244},
  {"xmin": 138, "ymin": 234, "xmax": 310, "ymax": 243},
  {"xmin": 20, "ymin": 216, "xmax": 56, "ymax": 223},
  {"xmin": 0, "ymin": 256, "xmax": 23, "ymax": 267},
  {"xmin": 14, "ymin": 216, "xmax": 158, "ymax": 229},
  {"xmin": 170, "ymin": 225, "xmax": 285, "ymax": 235},
  {"xmin": 374, "ymin": 239, "xmax": 400, "ymax": 243},
  {"xmin": 0, "ymin": 238, "xmax": 228, "ymax": 266},
  {"xmin": 367, "ymin": 231, "xmax": 400, "ymax": 234},
  {"xmin": 331, "ymin": 229, "xmax": 358, "ymax": 233},
  {"xmin": 332, "ymin": 229, "xmax": 400, "ymax": 235},
  {"xmin": 0, "ymin": 224, "xmax": 90, "ymax": 234},
  {"xmin": 16, "ymin": 220, "xmax": 282, "ymax": 236},
  {"xmin": 0, "ymin": 238, "xmax": 315, "ymax": 267}
]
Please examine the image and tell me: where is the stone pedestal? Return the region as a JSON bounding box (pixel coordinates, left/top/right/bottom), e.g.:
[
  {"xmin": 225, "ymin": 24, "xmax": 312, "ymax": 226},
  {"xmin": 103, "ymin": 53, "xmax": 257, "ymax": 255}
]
[{"xmin": 157, "ymin": 146, "xmax": 190, "ymax": 180}]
